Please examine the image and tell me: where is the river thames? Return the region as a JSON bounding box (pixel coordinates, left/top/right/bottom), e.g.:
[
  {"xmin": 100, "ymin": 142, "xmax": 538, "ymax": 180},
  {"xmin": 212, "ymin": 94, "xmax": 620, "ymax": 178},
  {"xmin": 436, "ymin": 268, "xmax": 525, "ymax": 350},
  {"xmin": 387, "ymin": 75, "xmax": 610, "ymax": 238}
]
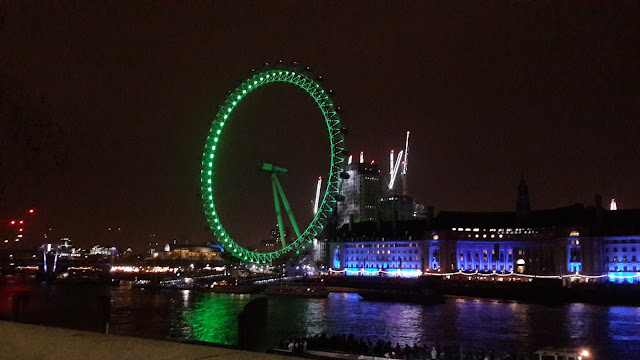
[{"xmin": 1, "ymin": 281, "xmax": 639, "ymax": 359}]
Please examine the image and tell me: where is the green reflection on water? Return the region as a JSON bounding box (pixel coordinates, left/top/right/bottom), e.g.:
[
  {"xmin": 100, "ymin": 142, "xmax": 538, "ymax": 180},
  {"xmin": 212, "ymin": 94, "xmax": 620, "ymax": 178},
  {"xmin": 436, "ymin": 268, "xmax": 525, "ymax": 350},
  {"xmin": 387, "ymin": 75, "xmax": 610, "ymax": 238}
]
[{"xmin": 186, "ymin": 293, "xmax": 253, "ymax": 345}]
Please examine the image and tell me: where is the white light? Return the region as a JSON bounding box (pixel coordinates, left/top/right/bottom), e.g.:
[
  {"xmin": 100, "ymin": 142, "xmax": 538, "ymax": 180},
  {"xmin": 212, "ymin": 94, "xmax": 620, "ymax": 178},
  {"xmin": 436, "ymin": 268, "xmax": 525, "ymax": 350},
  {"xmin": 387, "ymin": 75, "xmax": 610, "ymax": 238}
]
[
  {"xmin": 389, "ymin": 150, "xmax": 394, "ymax": 175},
  {"xmin": 581, "ymin": 349, "xmax": 590, "ymax": 357},
  {"xmin": 348, "ymin": 155, "xmax": 353, "ymax": 165},
  {"xmin": 359, "ymin": 151, "xmax": 364, "ymax": 164},
  {"xmin": 313, "ymin": 177, "xmax": 322, "ymax": 215},
  {"xmin": 610, "ymin": 198, "xmax": 617, "ymax": 210},
  {"xmin": 388, "ymin": 150, "xmax": 404, "ymax": 190},
  {"xmin": 402, "ymin": 131, "xmax": 410, "ymax": 175}
]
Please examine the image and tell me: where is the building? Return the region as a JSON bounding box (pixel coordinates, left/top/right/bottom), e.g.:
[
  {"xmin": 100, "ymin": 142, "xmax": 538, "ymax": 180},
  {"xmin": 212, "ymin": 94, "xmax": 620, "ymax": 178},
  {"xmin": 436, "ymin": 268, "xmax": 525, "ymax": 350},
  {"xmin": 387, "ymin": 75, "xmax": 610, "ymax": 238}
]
[
  {"xmin": 328, "ymin": 219, "xmax": 430, "ymax": 277},
  {"xmin": 432, "ymin": 203, "xmax": 601, "ymax": 275},
  {"xmin": 329, "ymin": 180, "xmax": 640, "ymax": 283},
  {"xmin": 379, "ymin": 194, "xmax": 416, "ymax": 222},
  {"xmin": 257, "ymin": 224, "xmax": 288, "ymax": 253},
  {"xmin": 337, "ymin": 160, "xmax": 383, "ymax": 226},
  {"xmin": 150, "ymin": 244, "xmax": 223, "ymax": 263},
  {"xmin": 600, "ymin": 209, "xmax": 640, "ymax": 283}
]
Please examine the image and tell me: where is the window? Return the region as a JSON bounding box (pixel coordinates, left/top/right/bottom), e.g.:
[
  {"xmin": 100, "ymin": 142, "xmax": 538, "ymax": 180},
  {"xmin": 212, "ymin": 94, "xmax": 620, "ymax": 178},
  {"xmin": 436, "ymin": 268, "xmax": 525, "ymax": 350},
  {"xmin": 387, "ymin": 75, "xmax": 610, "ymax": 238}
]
[
  {"xmin": 605, "ymin": 248, "xmax": 609, "ymax": 253},
  {"xmin": 623, "ymin": 247, "xmax": 627, "ymax": 252}
]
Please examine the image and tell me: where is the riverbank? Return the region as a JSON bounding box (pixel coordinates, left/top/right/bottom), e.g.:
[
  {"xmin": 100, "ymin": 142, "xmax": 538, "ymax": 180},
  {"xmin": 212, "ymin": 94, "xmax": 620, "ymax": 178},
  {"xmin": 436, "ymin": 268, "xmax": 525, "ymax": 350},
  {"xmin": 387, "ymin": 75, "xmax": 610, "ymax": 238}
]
[
  {"xmin": 0, "ymin": 321, "xmax": 300, "ymax": 360},
  {"xmin": 321, "ymin": 275, "xmax": 640, "ymax": 306}
]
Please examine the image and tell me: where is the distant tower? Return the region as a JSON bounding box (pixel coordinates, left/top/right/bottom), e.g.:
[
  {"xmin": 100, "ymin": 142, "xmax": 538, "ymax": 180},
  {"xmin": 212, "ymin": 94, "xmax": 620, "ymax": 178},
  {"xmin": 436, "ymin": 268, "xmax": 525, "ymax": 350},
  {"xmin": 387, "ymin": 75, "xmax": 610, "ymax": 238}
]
[
  {"xmin": 610, "ymin": 198, "xmax": 618, "ymax": 210},
  {"xmin": 516, "ymin": 178, "xmax": 531, "ymax": 218},
  {"xmin": 337, "ymin": 156, "xmax": 383, "ymax": 226}
]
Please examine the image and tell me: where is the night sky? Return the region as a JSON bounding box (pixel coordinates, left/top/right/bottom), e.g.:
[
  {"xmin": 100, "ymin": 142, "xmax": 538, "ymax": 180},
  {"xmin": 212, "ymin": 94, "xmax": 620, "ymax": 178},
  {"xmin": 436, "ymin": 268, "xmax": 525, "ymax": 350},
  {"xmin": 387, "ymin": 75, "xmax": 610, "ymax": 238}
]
[{"xmin": 2, "ymin": 1, "xmax": 639, "ymax": 251}]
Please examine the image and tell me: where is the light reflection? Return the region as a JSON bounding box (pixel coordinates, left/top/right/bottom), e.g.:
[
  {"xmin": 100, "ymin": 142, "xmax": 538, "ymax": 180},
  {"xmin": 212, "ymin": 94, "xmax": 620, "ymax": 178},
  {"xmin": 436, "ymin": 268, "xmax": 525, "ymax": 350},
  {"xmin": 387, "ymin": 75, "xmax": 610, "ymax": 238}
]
[
  {"xmin": 182, "ymin": 290, "xmax": 190, "ymax": 308},
  {"xmin": 186, "ymin": 293, "xmax": 252, "ymax": 345}
]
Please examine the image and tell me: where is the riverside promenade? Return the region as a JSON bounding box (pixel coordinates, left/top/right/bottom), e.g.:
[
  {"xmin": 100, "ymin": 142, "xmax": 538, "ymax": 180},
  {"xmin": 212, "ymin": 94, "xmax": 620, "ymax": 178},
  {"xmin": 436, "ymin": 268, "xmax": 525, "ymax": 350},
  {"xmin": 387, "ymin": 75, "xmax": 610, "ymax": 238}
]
[{"xmin": 0, "ymin": 321, "xmax": 299, "ymax": 360}]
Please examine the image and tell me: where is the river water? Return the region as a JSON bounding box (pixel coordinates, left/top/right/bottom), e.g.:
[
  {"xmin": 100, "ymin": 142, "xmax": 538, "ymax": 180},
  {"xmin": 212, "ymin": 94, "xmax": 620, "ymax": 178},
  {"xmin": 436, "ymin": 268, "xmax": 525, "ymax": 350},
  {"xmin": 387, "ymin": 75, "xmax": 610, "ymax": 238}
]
[{"xmin": 1, "ymin": 280, "xmax": 638, "ymax": 359}]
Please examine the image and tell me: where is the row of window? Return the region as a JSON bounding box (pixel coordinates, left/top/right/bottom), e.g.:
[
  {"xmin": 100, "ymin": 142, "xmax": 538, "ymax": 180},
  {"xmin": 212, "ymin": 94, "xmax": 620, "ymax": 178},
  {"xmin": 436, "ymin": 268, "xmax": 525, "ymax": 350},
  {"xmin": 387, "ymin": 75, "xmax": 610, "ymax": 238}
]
[
  {"xmin": 609, "ymin": 266, "xmax": 639, "ymax": 272},
  {"xmin": 458, "ymin": 264, "xmax": 515, "ymax": 271},
  {"xmin": 346, "ymin": 249, "xmax": 420, "ymax": 255},
  {"xmin": 347, "ymin": 256, "xmax": 420, "ymax": 262},
  {"xmin": 606, "ymin": 256, "xmax": 638, "ymax": 262},
  {"xmin": 346, "ymin": 243, "xmax": 420, "ymax": 248},
  {"xmin": 604, "ymin": 239, "xmax": 640, "ymax": 244},
  {"xmin": 345, "ymin": 262, "xmax": 421, "ymax": 269},
  {"xmin": 604, "ymin": 247, "xmax": 638, "ymax": 253}
]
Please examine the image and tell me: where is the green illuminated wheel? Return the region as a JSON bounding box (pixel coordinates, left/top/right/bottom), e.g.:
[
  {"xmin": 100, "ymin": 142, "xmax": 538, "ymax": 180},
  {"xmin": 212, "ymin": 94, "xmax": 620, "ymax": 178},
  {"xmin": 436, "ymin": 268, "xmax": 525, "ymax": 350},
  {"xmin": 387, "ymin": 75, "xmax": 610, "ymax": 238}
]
[{"xmin": 201, "ymin": 65, "xmax": 345, "ymax": 264}]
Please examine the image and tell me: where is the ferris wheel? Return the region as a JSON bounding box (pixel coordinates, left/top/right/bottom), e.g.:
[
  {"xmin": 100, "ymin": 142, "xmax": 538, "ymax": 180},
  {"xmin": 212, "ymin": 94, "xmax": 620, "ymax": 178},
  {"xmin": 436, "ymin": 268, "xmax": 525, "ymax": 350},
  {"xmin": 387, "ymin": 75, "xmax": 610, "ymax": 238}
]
[{"xmin": 200, "ymin": 64, "xmax": 345, "ymax": 264}]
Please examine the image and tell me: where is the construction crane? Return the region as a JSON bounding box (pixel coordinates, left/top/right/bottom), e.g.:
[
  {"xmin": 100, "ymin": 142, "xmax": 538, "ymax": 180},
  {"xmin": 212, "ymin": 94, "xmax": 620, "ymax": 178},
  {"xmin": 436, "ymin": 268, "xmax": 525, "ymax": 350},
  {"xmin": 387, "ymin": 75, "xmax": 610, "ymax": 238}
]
[
  {"xmin": 387, "ymin": 131, "xmax": 410, "ymax": 193},
  {"xmin": 313, "ymin": 177, "xmax": 322, "ymax": 214},
  {"xmin": 388, "ymin": 150, "xmax": 403, "ymax": 190},
  {"xmin": 389, "ymin": 150, "xmax": 395, "ymax": 176},
  {"xmin": 401, "ymin": 131, "xmax": 410, "ymax": 195}
]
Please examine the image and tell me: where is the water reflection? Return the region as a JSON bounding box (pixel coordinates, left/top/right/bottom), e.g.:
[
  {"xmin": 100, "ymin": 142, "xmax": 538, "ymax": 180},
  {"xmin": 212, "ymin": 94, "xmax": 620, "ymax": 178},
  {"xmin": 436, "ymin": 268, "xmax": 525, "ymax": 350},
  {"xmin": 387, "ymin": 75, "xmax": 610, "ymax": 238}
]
[
  {"xmin": 185, "ymin": 293, "xmax": 252, "ymax": 345},
  {"xmin": 1, "ymin": 281, "xmax": 639, "ymax": 359}
]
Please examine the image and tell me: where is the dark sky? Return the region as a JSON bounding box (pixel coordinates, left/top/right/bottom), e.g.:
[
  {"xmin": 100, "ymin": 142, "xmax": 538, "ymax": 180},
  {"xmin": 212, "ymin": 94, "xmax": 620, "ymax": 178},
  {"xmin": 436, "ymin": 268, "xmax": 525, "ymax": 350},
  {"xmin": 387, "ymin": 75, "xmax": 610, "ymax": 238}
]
[{"xmin": 2, "ymin": 1, "xmax": 639, "ymax": 251}]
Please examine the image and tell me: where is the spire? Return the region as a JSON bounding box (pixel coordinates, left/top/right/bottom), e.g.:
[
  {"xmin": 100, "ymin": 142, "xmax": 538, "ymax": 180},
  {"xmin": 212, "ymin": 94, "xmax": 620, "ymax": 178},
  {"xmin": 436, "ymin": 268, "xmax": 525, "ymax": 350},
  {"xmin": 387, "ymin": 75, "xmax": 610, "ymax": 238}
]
[{"xmin": 610, "ymin": 198, "xmax": 618, "ymax": 210}]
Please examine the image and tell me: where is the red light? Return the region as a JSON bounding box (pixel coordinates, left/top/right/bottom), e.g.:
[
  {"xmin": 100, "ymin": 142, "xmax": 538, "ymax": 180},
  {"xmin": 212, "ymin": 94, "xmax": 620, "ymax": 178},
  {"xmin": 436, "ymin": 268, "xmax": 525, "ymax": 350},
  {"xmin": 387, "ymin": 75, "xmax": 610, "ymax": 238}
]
[
  {"xmin": 29, "ymin": 209, "xmax": 34, "ymax": 214},
  {"xmin": 19, "ymin": 228, "xmax": 23, "ymax": 232},
  {"xmin": 19, "ymin": 220, "xmax": 24, "ymax": 224},
  {"xmin": 10, "ymin": 220, "xmax": 15, "ymax": 225}
]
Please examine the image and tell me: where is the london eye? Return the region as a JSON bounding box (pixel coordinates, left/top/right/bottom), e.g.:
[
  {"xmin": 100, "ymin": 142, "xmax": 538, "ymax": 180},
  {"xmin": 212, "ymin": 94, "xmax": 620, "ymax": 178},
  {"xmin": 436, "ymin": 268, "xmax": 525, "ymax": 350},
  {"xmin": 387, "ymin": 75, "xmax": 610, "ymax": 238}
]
[{"xmin": 200, "ymin": 64, "xmax": 345, "ymax": 264}]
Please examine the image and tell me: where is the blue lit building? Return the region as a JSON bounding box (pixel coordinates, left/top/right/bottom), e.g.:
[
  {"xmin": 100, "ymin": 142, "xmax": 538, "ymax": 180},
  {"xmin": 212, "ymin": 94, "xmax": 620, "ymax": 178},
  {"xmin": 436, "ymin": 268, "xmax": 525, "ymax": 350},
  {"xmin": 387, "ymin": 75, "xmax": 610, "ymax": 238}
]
[
  {"xmin": 432, "ymin": 203, "xmax": 601, "ymax": 276},
  {"xmin": 329, "ymin": 181, "xmax": 640, "ymax": 283},
  {"xmin": 599, "ymin": 209, "xmax": 640, "ymax": 283},
  {"xmin": 329, "ymin": 220, "xmax": 430, "ymax": 277}
]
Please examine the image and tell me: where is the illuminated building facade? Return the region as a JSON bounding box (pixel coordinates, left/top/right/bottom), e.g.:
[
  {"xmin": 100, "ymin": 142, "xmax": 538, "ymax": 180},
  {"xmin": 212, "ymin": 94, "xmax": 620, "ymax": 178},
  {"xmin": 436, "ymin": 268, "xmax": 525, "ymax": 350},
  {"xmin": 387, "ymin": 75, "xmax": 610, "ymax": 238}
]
[
  {"xmin": 329, "ymin": 190, "xmax": 640, "ymax": 283},
  {"xmin": 599, "ymin": 209, "xmax": 640, "ymax": 283},
  {"xmin": 151, "ymin": 244, "xmax": 223, "ymax": 262},
  {"xmin": 328, "ymin": 219, "xmax": 430, "ymax": 277},
  {"xmin": 432, "ymin": 204, "xmax": 602, "ymax": 276}
]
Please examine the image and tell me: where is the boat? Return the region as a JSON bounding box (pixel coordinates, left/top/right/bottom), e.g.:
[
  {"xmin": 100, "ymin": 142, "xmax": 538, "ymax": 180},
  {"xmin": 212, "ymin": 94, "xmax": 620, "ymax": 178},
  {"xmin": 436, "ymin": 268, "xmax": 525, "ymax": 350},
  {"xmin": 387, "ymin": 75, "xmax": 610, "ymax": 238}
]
[
  {"xmin": 357, "ymin": 288, "xmax": 445, "ymax": 305},
  {"xmin": 533, "ymin": 347, "xmax": 592, "ymax": 360},
  {"xmin": 263, "ymin": 284, "xmax": 329, "ymax": 298}
]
